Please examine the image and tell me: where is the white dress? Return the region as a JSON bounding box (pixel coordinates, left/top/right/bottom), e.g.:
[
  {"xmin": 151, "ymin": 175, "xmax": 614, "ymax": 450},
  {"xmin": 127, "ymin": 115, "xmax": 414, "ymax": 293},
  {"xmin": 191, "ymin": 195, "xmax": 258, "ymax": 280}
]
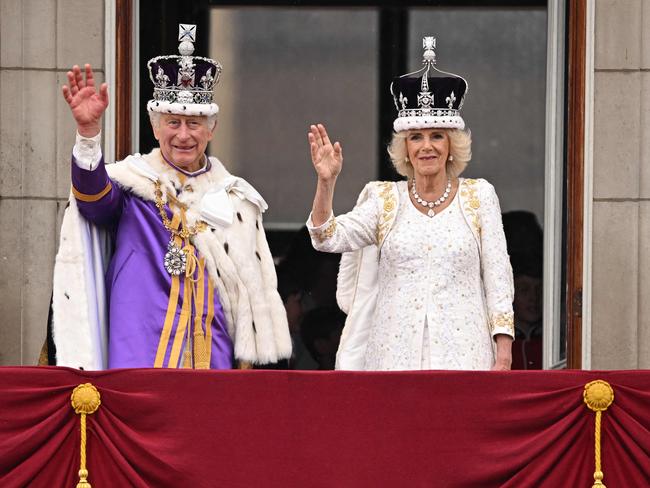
[{"xmin": 308, "ymin": 178, "xmax": 514, "ymax": 371}]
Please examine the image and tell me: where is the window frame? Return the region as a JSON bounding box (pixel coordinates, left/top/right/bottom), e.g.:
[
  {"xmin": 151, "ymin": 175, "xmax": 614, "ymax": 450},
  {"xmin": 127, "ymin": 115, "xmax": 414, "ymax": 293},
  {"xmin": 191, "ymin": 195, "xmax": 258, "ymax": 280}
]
[{"xmin": 111, "ymin": 0, "xmax": 587, "ymax": 369}]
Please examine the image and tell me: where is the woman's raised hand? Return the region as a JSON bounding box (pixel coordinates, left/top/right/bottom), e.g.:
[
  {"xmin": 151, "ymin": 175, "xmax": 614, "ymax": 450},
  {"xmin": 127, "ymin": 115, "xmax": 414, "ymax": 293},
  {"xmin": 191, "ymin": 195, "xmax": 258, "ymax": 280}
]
[
  {"xmin": 61, "ymin": 64, "xmax": 109, "ymax": 138},
  {"xmin": 308, "ymin": 124, "xmax": 343, "ymax": 182}
]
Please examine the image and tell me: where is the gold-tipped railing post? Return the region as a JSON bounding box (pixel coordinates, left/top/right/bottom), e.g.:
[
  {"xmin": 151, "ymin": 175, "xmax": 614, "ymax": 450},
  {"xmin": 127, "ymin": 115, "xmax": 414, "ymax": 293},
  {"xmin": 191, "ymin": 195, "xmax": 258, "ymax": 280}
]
[
  {"xmin": 583, "ymin": 380, "xmax": 614, "ymax": 488},
  {"xmin": 71, "ymin": 383, "xmax": 101, "ymax": 488}
]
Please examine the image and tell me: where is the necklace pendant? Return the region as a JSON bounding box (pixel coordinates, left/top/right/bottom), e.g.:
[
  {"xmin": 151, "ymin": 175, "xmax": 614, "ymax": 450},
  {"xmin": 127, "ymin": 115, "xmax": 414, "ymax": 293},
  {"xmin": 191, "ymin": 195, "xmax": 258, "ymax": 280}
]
[
  {"xmin": 164, "ymin": 241, "xmax": 187, "ymax": 276},
  {"xmin": 427, "ymin": 208, "xmax": 435, "ymax": 217}
]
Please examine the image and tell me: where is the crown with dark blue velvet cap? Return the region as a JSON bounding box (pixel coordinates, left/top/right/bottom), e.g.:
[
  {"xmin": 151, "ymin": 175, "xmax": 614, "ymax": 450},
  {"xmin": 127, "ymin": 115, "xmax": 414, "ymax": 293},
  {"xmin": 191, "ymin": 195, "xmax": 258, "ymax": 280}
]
[
  {"xmin": 147, "ymin": 24, "xmax": 222, "ymax": 117},
  {"xmin": 390, "ymin": 37, "xmax": 468, "ymax": 132}
]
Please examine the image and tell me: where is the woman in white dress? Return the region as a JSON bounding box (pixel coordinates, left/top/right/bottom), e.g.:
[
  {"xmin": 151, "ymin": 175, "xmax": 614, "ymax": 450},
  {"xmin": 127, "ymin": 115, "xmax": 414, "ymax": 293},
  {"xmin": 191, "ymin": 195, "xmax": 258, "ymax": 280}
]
[{"xmin": 306, "ymin": 37, "xmax": 514, "ymax": 371}]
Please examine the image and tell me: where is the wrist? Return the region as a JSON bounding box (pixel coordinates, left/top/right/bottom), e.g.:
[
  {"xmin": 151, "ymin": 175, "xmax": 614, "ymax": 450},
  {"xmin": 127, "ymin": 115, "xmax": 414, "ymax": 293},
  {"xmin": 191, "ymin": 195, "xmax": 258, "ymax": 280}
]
[
  {"xmin": 317, "ymin": 177, "xmax": 337, "ymax": 191},
  {"xmin": 77, "ymin": 123, "xmax": 101, "ymax": 138}
]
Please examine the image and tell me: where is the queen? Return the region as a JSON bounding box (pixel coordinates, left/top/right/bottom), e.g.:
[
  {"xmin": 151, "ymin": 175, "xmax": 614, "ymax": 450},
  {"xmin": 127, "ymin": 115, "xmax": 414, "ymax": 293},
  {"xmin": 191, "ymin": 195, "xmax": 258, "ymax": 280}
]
[{"xmin": 306, "ymin": 37, "xmax": 514, "ymax": 371}]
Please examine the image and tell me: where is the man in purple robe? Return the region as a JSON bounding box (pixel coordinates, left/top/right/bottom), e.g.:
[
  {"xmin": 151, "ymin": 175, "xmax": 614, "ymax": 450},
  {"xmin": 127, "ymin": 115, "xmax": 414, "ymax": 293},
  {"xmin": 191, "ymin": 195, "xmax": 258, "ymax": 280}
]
[{"xmin": 45, "ymin": 24, "xmax": 291, "ymax": 370}]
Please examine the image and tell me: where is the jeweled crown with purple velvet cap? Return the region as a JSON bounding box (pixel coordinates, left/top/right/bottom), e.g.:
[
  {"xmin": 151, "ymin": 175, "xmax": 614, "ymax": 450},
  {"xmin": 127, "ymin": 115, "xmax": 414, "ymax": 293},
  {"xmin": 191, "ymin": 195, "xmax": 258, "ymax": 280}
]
[
  {"xmin": 390, "ymin": 36, "xmax": 468, "ymax": 132},
  {"xmin": 147, "ymin": 24, "xmax": 222, "ymax": 117}
]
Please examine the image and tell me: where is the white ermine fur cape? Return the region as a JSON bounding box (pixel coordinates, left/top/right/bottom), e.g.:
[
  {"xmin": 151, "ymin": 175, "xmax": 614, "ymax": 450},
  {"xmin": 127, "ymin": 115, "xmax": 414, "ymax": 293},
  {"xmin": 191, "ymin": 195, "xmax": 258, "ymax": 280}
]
[{"xmin": 51, "ymin": 149, "xmax": 291, "ymax": 369}]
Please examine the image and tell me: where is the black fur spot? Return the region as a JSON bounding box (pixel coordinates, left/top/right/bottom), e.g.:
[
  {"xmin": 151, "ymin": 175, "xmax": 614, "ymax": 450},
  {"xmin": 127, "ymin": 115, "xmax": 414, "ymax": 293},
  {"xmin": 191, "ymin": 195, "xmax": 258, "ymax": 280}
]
[
  {"xmin": 255, "ymin": 251, "xmax": 261, "ymax": 261},
  {"xmin": 252, "ymin": 321, "xmax": 257, "ymax": 333},
  {"xmin": 224, "ymin": 242, "xmax": 229, "ymax": 254},
  {"xmin": 237, "ymin": 212, "xmax": 243, "ymax": 222},
  {"xmin": 64, "ymin": 292, "xmax": 70, "ymax": 300},
  {"xmin": 216, "ymin": 268, "xmax": 221, "ymax": 278},
  {"xmin": 255, "ymin": 220, "xmax": 259, "ymax": 230}
]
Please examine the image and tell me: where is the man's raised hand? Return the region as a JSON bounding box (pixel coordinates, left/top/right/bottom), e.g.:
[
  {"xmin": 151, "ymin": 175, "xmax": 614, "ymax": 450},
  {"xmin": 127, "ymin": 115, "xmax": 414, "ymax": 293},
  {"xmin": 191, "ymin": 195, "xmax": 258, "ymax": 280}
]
[{"xmin": 61, "ymin": 64, "xmax": 109, "ymax": 138}]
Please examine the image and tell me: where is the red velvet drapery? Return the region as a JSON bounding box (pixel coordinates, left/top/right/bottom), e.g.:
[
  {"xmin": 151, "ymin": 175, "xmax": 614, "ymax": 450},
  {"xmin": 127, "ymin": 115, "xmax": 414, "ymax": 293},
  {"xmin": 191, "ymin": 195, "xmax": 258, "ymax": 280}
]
[{"xmin": 1, "ymin": 367, "xmax": 649, "ymax": 487}]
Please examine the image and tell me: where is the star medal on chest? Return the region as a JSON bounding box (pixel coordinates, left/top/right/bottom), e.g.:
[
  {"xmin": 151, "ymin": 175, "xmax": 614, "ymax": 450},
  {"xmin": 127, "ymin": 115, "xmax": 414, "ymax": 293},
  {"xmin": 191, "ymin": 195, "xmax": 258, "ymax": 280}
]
[
  {"xmin": 164, "ymin": 241, "xmax": 187, "ymax": 275},
  {"xmin": 154, "ymin": 180, "xmax": 208, "ymax": 275}
]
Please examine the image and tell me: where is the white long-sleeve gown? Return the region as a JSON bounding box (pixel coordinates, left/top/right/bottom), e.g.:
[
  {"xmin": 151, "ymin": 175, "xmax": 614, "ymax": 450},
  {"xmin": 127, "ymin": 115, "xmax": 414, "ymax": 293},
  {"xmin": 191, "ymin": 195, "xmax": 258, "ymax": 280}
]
[{"xmin": 308, "ymin": 178, "xmax": 514, "ymax": 371}]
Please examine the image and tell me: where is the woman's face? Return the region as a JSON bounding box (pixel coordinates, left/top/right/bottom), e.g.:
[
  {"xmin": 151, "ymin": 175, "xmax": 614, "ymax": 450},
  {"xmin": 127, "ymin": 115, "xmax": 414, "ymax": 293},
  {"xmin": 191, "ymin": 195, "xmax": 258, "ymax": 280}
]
[{"xmin": 406, "ymin": 129, "xmax": 450, "ymax": 178}]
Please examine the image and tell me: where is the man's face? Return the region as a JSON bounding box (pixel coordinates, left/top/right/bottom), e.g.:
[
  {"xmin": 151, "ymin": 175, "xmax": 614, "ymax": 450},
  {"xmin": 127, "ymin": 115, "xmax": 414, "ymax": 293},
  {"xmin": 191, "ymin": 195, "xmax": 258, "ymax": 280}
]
[{"xmin": 153, "ymin": 114, "xmax": 214, "ymax": 172}]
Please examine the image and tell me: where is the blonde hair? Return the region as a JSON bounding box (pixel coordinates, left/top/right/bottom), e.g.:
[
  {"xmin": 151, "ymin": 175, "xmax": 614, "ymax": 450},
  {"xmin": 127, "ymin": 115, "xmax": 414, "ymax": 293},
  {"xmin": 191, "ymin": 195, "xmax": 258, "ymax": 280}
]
[{"xmin": 387, "ymin": 128, "xmax": 472, "ymax": 179}]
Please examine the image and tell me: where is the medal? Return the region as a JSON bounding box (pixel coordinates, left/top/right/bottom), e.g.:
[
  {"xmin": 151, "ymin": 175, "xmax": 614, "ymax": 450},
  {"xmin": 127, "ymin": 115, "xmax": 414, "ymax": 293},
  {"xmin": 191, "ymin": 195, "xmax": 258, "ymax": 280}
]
[{"xmin": 163, "ymin": 241, "xmax": 187, "ymax": 276}]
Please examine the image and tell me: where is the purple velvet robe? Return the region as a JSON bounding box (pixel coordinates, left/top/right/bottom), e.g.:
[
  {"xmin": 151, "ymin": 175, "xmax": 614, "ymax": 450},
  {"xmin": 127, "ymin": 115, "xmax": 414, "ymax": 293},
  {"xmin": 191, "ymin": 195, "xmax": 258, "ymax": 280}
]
[{"xmin": 71, "ymin": 155, "xmax": 234, "ymax": 369}]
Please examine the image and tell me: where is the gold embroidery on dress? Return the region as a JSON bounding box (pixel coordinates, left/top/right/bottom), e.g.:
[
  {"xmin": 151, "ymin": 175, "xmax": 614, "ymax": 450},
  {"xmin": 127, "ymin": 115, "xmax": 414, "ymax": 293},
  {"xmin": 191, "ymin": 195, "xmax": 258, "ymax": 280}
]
[
  {"xmin": 490, "ymin": 311, "xmax": 515, "ymax": 334},
  {"xmin": 314, "ymin": 218, "xmax": 337, "ymax": 243},
  {"xmin": 376, "ymin": 182, "xmax": 397, "ymax": 245},
  {"xmin": 460, "ymin": 179, "xmax": 481, "ymax": 238}
]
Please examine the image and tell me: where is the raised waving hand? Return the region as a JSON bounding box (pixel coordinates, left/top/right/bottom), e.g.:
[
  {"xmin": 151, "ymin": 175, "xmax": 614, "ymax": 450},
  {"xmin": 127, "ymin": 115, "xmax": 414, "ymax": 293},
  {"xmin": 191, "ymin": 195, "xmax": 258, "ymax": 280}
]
[
  {"xmin": 61, "ymin": 64, "xmax": 109, "ymax": 138},
  {"xmin": 308, "ymin": 124, "xmax": 343, "ymax": 182}
]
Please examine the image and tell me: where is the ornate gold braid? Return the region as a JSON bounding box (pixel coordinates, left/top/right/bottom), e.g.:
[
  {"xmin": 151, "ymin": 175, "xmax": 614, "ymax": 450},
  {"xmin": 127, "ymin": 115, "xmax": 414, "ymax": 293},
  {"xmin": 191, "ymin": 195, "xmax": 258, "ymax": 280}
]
[
  {"xmin": 154, "ymin": 180, "xmax": 207, "ymax": 239},
  {"xmin": 460, "ymin": 178, "xmax": 481, "ymax": 238},
  {"xmin": 376, "ymin": 182, "xmax": 397, "ymax": 245}
]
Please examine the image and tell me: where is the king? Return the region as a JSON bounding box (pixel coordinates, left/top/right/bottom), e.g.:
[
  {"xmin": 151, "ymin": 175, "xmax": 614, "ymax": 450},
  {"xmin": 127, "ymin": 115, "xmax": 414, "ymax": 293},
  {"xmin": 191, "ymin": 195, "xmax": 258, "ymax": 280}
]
[{"xmin": 46, "ymin": 24, "xmax": 291, "ymax": 370}]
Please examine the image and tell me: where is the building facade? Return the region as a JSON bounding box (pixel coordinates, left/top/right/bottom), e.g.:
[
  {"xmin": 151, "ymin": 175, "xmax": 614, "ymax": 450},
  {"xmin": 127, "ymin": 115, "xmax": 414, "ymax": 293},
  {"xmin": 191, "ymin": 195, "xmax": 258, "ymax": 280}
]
[{"xmin": 0, "ymin": 0, "xmax": 647, "ymax": 369}]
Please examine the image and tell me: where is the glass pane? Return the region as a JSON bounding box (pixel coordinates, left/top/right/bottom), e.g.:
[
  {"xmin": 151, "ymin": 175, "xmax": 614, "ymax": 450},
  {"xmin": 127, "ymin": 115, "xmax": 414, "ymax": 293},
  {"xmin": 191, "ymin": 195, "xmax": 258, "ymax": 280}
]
[
  {"xmin": 409, "ymin": 8, "xmax": 547, "ymax": 219},
  {"xmin": 410, "ymin": 8, "xmax": 548, "ymax": 368},
  {"xmin": 208, "ymin": 7, "xmax": 379, "ymax": 227}
]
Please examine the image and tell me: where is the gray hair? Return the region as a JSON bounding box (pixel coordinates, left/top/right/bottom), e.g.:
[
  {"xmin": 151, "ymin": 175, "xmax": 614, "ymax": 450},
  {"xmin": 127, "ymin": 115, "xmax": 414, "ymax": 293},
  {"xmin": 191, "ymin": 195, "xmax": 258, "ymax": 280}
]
[
  {"xmin": 148, "ymin": 111, "xmax": 218, "ymax": 131},
  {"xmin": 387, "ymin": 128, "xmax": 472, "ymax": 179}
]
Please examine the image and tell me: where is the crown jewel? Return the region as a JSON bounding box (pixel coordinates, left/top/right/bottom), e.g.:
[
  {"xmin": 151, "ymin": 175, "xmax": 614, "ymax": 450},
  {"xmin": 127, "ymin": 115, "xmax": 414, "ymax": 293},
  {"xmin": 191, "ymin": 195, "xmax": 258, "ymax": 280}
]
[
  {"xmin": 147, "ymin": 24, "xmax": 222, "ymax": 116},
  {"xmin": 390, "ymin": 36, "xmax": 468, "ymax": 132}
]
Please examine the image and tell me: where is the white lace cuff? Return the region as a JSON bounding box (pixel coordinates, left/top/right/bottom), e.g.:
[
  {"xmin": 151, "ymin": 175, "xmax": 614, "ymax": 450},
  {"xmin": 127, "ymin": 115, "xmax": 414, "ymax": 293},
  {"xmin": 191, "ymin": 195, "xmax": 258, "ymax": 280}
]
[{"xmin": 72, "ymin": 131, "xmax": 102, "ymax": 170}]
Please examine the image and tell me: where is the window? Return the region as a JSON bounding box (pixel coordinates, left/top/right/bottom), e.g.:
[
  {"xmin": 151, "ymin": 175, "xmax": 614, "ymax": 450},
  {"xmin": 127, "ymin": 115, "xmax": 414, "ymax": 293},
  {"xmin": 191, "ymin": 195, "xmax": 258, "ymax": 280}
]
[{"xmin": 129, "ymin": 0, "xmax": 574, "ymax": 369}]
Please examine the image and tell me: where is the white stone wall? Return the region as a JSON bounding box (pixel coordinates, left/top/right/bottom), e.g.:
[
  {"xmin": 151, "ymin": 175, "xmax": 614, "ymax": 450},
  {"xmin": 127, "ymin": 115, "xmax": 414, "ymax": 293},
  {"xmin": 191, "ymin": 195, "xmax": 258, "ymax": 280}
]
[
  {"xmin": 0, "ymin": 0, "xmax": 105, "ymax": 365},
  {"xmin": 591, "ymin": 0, "xmax": 649, "ymax": 368}
]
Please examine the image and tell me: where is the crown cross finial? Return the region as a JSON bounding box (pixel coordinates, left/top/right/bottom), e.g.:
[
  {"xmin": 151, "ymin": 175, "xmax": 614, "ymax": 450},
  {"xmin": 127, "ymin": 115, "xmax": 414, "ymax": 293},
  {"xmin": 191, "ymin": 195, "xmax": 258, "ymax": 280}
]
[
  {"xmin": 423, "ymin": 37, "xmax": 436, "ymax": 50},
  {"xmin": 179, "ymin": 24, "xmax": 196, "ymax": 43},
  {"xmin": 178, "ymin": 24, "xmax": 196, "ymax": 56},
  {"xmin": 422, "ymin": 36, "xmax": 436, "ymax": 65}
]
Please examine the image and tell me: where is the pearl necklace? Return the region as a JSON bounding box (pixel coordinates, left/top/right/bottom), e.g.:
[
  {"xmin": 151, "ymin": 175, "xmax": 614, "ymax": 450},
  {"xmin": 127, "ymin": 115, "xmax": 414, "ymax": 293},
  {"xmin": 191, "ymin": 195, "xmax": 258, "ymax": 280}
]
[{"xmin": 411, "ymin": 177, "xmax": 452, "ymax": 217}]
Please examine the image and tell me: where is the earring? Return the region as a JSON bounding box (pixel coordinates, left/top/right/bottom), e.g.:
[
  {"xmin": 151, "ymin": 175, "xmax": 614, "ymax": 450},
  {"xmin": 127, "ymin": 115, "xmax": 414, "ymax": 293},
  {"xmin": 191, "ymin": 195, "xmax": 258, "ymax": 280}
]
[{"xmin": 448, "ymin": 155, "xmax": 454, "ymax": 162}]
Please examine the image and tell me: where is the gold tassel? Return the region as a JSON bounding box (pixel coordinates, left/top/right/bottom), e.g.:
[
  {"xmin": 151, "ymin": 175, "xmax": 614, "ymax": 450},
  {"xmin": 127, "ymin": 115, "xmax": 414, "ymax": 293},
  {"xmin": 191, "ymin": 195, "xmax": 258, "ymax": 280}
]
[
  {"xmin": 71, "ymin": 383, "xmax": 101, "ymax": 488},
  {"xmin": 182, "ymin": 347, "xmax": 193, "ymax": 368},
  {"xmin": 583, "ymin": 380, "xmax": 614, "ymax": 488}
]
